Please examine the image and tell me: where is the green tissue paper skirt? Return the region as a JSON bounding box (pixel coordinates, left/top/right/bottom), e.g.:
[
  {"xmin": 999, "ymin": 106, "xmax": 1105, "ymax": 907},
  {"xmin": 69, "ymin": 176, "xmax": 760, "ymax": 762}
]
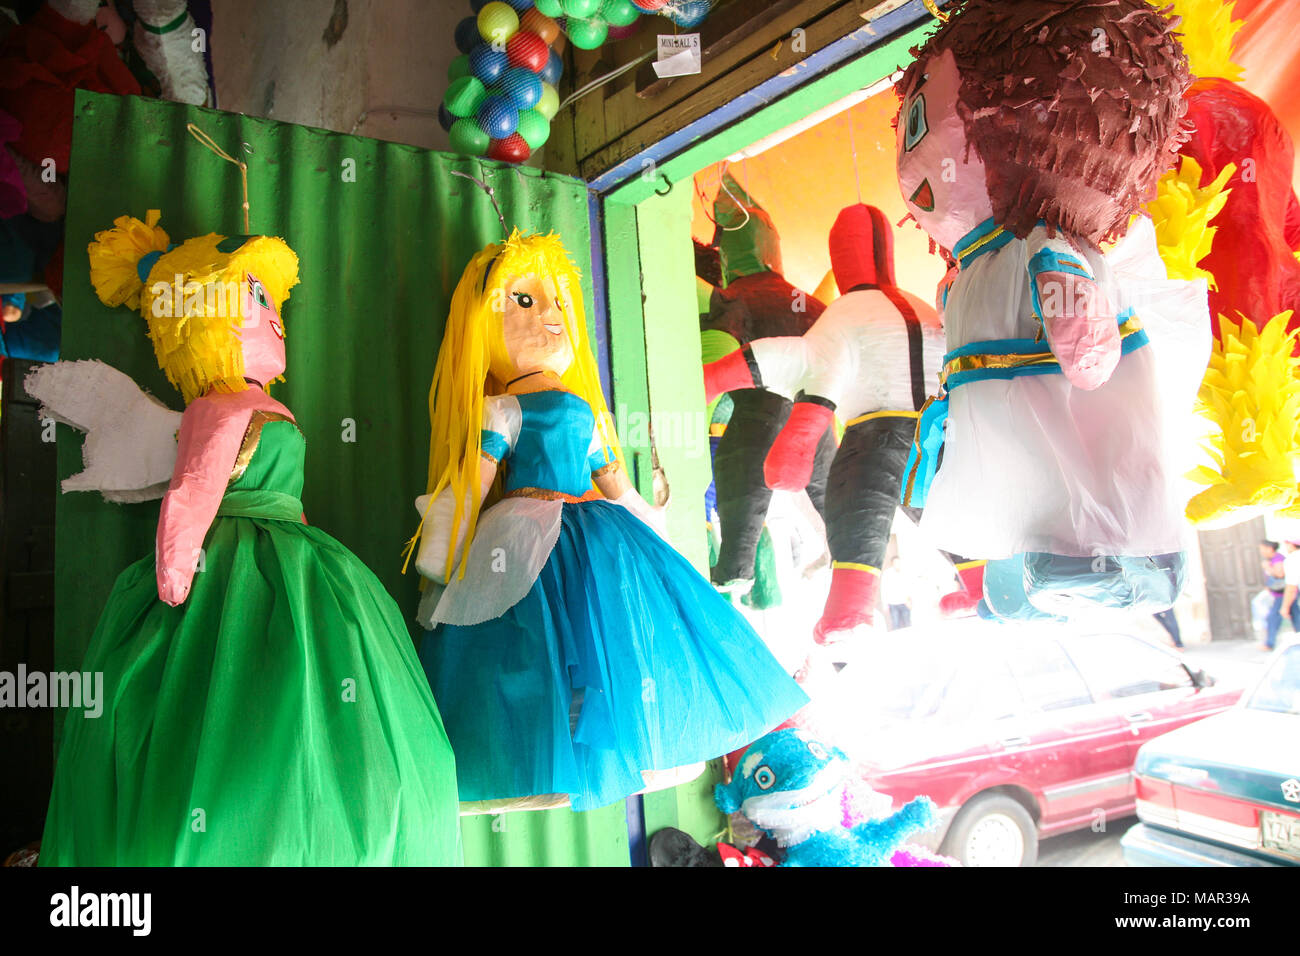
[{"xmin": 40, "ymin": 510, "xmax": 462, "ymax": 866}]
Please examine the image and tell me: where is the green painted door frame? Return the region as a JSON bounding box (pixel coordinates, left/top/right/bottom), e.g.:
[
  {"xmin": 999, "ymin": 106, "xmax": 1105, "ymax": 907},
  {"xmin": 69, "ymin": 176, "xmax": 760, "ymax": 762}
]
[{"xmin": 597, "ymin": 17, "xmax": 936, "ymax": 856}]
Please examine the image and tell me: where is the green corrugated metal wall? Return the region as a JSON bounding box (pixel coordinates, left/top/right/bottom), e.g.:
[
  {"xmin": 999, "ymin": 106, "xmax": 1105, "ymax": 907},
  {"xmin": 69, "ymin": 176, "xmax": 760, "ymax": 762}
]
[{"xmin": 59, "ymin": 90, "xmax": 628, "ymax": 865}]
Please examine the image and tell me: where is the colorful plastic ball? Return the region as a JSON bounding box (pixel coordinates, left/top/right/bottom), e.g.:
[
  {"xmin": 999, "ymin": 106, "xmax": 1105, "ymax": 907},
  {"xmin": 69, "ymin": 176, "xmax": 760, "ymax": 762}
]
[
  {"xmin": 601, "ymin": 0, "xmax": 641, "ymax": 26},
  {"xmin": 448, "ymin": 54, "xmax": 471, "ymax": 82},
  {"xmin": 502, "ymin": 0, "xmax": 534, "ymax": 10},
  {"xmin": 450, "ymin": 118, "xmax": 491, "ymax": 156},
  {"xmin": 520, "ymin": 8, "xmax": 561, "ymax": 45},
  {"xmin": 438, "ymin": 103, "xmax": 455, "ymax": 132},
  {"xmin": 445, "ymin": 76, "xmax": 488, "ymax": 117},
  {"xmin": 469, "ymin": 43, "xmax": 510, "ymax": 84},
  {"xmin": 540, "ymin": 48, "xmax": 563, "ymax": 85},
  {"xmin": 454, "ymin": 16, "xmax": 481, "ymax": 53},
  {"xmin": 477, "ymin": 95, "xmax": 520, "ymax": 139},
  {"xmin": 500, "ymin": 66, "xmax": 543, "ymax": 110},
  {"xmin": 629, "ymin": 0, "xmax": 666, "ymax": 9},
  {"xmin": 515, "ymin": 109, "xmax": 551, "ymax": 150},
  {"xmin": 667, "ymin": 0, "xmax": 709, "ymax": 28},
  {"xmin": 536, "ymin": 82, "xmax": 560, "ymax": 120},
  {"xmin": 534, "ymin": 0, "xmax": 564, "ymax": 15},
  {"xmin": 477, "ymin": 2, "xmax": 520, "ymax": 45},
  {"xmin": 561, "ymin": 0, "xmax": 601, "ymax": 16},
  {"xmin": 506, "ymin": 31, "xmax": 550, "ymax": 72},
  {"xmin": 565, "ymin": 17, "xmax": 609, "ymax": 49},
  {"xmin": 488, "ymin": 133, "xmax": 532, "ymax": 163}
]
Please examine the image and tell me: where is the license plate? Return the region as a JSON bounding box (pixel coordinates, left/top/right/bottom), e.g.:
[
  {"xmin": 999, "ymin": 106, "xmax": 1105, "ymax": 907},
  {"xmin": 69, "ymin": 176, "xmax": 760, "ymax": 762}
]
[{"xmin": 1260, "ymin": 811, "xmax": 1300, "ymax": 860}]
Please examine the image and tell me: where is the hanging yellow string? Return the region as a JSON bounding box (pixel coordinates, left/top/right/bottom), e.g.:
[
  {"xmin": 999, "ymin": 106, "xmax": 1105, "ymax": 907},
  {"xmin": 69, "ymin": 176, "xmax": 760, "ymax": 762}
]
[{"xmin": 186, "ymin": 122, "xmax": 251, "ymax": 232}]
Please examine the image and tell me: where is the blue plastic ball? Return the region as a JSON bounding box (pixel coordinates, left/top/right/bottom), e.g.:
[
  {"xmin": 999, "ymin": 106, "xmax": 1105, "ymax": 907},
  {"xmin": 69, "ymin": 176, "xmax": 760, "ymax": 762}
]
[
  {"xmin": 477, "ymin": 95, "xmax": 520, "ymax": 139},
  {"xmin": 502, "ymin": 0, "xmax": 534, "ymax": 9},
  {"xmin": 540, "ymin": 48, "xmax": 563, "ymax": 85},
  {"xmin": 438, "ymin": 102, "xmax": 455, "ymax": 131},
  {"xmin": 454, "ymin": 16, "xmax": 481, "ymax": 53},
  {"xmin": 469, "ymin": 43, "xmax": 510, "ymax": 85},
  {"xmin": 667, "ymin": 0, "xmax": 709, "ymax": 28},
  {"xmin": 470, "ymin": 0, "xmax": 491, "ymax": 11},
  {"xmin": 500, "ymin": 66, "xmax": 543, "ymax": 110}
]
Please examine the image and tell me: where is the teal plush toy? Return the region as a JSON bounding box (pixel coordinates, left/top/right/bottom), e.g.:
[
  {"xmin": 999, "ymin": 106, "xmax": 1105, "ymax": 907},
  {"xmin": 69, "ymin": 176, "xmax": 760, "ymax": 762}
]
[{"xmin": 715, "ymin": 728, "xmax": 940, "ymax": 867}]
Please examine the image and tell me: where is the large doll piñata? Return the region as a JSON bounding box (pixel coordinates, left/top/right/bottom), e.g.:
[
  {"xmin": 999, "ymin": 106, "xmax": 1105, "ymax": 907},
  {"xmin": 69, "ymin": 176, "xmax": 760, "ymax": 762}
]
[
  {"xmin": 35, "ymin": 212, "xmax": 461, "ymax": 865},
  {"xmin": 701, "ymin": 174, "xmax": 836, "ymax": 592},
  {"xmin": 704, "ymin": 203, "xmax": 987, "ymax": 641},
  {"xmin": 894, "ymin": 0, "xmax": 1208, "ymax": 620},
  {"xmin": 411, "ymin": 230, "xmax": 808, "ymax": 812}
]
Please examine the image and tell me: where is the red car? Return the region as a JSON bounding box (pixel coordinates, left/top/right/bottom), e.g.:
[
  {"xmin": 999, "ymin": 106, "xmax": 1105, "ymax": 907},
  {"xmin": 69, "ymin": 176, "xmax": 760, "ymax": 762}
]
[{"xmin": 826, "ymin": 620, "xmax": 1243, "ymax": 866}]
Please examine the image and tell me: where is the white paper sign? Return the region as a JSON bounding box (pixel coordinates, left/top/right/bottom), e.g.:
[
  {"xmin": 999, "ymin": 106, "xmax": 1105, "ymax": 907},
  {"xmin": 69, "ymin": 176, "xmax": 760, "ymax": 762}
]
[{"xmin": 653, "ymin": 33, "xmax": 701, "ymax": 78}]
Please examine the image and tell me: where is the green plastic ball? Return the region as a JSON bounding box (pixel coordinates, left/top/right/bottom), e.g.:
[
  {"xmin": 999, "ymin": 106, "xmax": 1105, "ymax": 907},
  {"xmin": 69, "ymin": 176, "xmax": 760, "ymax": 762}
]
[
  {"xmin": 565, "ymin": 17, "xmax": 608, "ymax": 49},
  {"xmin": 449, "ymin": 118, "xmax": 491, "ymax": 156},
  {"xmin": 477, "ymin": 2, "xmax": 519, "ymax": 45},
  {"xmin": 562, "ymin": 0, "xmax": 602, "ymax": 18},
  {"xmin": 445, "ymin": 75, "xmax": 488, "ymax": 118},
  {"xmin": 515, "ymin": 109, "xmax": 552, "ymax": 150},
  {"xmin": 448, "ymin": 54, "xmax": 471, "ymax": 82},
  {"xmin": 601, "ymin": 0, "xmax": 640, "ymax": 27},
  {"xmin": 536, "ymin": 82, "xmax": 560, "ymax": 120},
  {"xmin": 535, "ymin": 0, "xmax": 564, "ymax": 16}
]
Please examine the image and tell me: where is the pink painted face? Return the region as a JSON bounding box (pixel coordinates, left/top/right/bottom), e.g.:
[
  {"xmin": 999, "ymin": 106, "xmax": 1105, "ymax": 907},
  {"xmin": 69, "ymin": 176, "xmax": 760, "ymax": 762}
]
[
  {"xmin": 896, "ymin": 49, "xmax": 994, "ymax": 252},
  {"xmin": 495, "ymin": 273, "xmax": 574, "ymax": 383},
  {"xmin": 240, "ymin": 272, "xmax": 286, "ymax": 387}
]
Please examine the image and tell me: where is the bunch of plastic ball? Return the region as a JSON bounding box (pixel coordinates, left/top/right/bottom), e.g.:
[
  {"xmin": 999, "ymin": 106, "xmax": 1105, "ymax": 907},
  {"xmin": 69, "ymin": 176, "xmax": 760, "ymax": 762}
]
[{"xmin": 441, "ymin": 0, "xmax": 714, "ymax": 162}]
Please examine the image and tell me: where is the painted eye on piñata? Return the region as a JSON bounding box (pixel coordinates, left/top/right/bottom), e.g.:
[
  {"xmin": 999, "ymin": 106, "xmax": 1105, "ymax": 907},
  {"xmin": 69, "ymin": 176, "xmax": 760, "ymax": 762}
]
[
  {"xmin": 904, "ymin": 94, "xmax": 928, "ymax": 151},
  {"xmin": 754, "ymin": 766, "xmax": 775, "ymax": 790},
  {"xmin": 250, "ymin": 278, "xmax": 270, "ymax": 309},
  {"xmin": 512, "ymin": 292, "xmax": 534, "ymax": 309}
]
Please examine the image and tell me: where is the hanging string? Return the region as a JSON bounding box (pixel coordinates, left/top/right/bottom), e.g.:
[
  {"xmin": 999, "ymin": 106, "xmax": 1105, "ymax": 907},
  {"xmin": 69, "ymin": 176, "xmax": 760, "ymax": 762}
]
[
  {"xmin": 846, "ymin": 106, "xmax": 863, "ymax": 204},
  {"xmin": 450, "ymin": 169, "xmax": 509, "ymax": 238},
  {"xmin": 186, "ymin": 122, "xmax": 250, "ymax": 232},
  {"xmin": 712, "ymin": 162, "xmax": 751, "ymax": 232}
]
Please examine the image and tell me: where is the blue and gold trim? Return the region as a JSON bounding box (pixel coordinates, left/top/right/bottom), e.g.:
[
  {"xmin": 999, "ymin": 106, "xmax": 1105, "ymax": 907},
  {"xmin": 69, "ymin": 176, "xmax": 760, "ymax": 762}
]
[
  {"xmin": 952, "ymin": 218, "xmax": 1013, "ymax": 270},
  {"xmin": 901, "ymin": 311, "xmax": 1148, "ymax": 508}
]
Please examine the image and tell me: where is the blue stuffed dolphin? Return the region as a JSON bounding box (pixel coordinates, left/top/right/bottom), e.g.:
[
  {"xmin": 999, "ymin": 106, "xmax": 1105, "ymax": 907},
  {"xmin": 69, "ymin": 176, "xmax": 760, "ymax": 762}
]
[{"xmin": 715, "ymin": 728, "xmax": 938, "ymax": 867}]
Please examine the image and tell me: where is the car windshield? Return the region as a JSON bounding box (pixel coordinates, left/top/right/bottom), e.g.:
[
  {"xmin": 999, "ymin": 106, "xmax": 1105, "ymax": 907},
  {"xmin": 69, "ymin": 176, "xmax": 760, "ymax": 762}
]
[{"xmin": 1246, "ymin": 645, "xmax": 1300, "ymax": 715}]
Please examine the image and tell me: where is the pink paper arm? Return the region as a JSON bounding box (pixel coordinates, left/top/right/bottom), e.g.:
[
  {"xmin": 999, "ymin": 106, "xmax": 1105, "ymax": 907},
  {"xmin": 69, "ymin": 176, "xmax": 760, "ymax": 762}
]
[
  {"xmin": 156, "ymin": 391, "xmax": 292, "ymax": 605},
  {"xmin": 1035, "ymin": 271, "xmax": 1120, "ymax": 390}
]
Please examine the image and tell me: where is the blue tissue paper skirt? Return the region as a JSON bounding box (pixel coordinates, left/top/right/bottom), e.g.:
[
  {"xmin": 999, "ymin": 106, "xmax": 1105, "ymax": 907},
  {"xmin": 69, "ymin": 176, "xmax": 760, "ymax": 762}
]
[{"xmin": 420, "ymin": 499, "xmax": 808, "ymax": 811}]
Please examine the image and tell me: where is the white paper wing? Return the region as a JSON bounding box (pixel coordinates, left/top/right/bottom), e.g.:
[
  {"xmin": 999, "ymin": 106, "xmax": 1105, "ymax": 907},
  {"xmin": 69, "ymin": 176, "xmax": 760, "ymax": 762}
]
[{"xmin": 25, "ymin": 359, "xmax": 181, "ymax": 502}]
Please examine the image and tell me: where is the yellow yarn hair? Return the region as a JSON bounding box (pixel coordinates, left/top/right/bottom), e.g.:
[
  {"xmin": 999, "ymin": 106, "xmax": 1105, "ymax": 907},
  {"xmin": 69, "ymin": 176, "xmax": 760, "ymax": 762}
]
[
  {"xmin": 1147, "ymin": 157, "xmax": 1234, "ymax": 284},
  {"xmin": 1186, "ymin": 312, "xmax": 1300, "ymax": 526},
  {"xmin": 87, "ymin": 210, "xmax": 300, "ymax": 404},
  {"xmin": 1162, "ymin": 0, "xmax": 1245, "ymax": 82},
  {"xmin": 404, "ymin": 229, "xmax": 623, "ymax": 580}
]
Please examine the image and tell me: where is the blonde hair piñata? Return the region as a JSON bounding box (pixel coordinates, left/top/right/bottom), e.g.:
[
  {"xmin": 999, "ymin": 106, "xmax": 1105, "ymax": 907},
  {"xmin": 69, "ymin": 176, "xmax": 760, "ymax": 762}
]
[
  {"xmin": 87, "ymin": 209, "xmax": 300, "ymax": 404},
  {"xmin": 406, "ymin": 229, "xmax": 622, "ymax": 580}
]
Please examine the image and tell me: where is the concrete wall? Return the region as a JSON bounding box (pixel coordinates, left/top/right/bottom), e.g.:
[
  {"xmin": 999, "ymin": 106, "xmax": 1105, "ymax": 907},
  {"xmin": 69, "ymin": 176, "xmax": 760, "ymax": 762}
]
[{"xmin": 212, "ymin": 0, "xmax": 457, "ymax": 151}]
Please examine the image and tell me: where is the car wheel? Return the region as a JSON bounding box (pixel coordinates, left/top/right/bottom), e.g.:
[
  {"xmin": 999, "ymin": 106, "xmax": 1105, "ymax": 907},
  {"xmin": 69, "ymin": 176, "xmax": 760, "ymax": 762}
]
[{"xmin": 941, "ymin": 794, "xmax": 1038, "ymax": 867}]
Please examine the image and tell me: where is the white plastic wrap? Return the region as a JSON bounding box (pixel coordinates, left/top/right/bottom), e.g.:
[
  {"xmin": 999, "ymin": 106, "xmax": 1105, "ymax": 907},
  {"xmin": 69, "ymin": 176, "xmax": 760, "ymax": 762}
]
[
  {"xmin": 132, "ymin": 0, "xmax": 211, "ymax": 106},
  {"xmin": 920, "ymin": 223, "xmax": 1204, "ymax": 559},
  {"xmin": 26, "ymin": 359, "xmax": 182, "ymax": 503}
]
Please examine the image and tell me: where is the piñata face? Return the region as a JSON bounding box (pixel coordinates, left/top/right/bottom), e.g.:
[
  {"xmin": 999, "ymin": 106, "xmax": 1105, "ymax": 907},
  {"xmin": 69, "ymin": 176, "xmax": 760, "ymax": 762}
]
[
  {"xmin": 239, "ymin": 271, "xmax": 286, "ymax": 386},
  {"xmin": 895, "ymin": 49, "xmax": 993, "ymax": 252},
  {"xmin": 496, "ymin": 273, "xmax": 575, "ymax": 382}
]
